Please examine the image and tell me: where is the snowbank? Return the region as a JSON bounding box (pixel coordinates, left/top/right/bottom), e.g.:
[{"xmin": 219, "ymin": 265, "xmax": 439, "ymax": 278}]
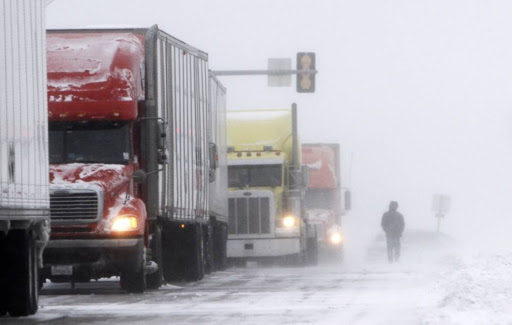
[{"xmin": 424, "ymin": 253, "xmax": 512, "ymax": 324}]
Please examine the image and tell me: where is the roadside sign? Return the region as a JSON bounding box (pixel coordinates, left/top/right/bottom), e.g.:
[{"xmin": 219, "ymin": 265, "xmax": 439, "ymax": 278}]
[
  {"xmin": 267, "ymin": 58, "xmax": 292, "ymax": 87},
  {"xmin": 432, "ymin": 194, "xmax": 451, "ymax": 215}
]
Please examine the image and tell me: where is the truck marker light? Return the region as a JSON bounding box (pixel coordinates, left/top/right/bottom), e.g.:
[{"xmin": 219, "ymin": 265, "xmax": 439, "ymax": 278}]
[
  {"xmin": 112, "ymin": 112, "xmax": 120, "ymax": 117},
  {"xmin": 111, "ymin": 215, "xmax": 138, "ymax": 232},
  {"xmin": 282, "ymin": 216, "xmax": 296, "ymax": 228},
  {"xmin": 59, "ymin": 112, "xmax": 68, "ymax": 118},
  {"xmin": 181, "ymin": 224, "xmax": 186, "ymax": 228},
  {"xmin": 76, "ymin": 112, "xmax": 86, "ymax": 118}
]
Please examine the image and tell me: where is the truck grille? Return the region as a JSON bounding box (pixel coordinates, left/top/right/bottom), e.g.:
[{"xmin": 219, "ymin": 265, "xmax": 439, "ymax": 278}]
[
  {"xmin": 228, "ymin": 197, "xmax": 271, "ymax": 235},
  {"xmin": 50, "ymin": 190, "xmax": 99, "ymax": 221}
]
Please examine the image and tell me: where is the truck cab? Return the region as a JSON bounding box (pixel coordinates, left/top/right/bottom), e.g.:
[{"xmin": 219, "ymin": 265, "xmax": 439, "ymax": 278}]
[
  {"xmin": 43, "ymin": 31, "xmax": 147, "ymax": 292},
  {"xmin": 226, "ymin": 107, "xmax": 316, "ymax": 263}
]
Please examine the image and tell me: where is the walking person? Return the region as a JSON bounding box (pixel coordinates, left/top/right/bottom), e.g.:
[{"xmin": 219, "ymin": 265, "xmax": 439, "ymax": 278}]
[{"xmin": 381, "ymin": 201, "xmax": 405, "ymax": 263}]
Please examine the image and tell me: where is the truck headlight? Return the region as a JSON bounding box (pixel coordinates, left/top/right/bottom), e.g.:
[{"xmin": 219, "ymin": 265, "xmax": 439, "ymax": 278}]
[
  {"xmin": 282, "ymin": 216, "xmax": 297, "ymax": 228},
  {"xmin": 111, "ymin": 215, "xmax": 138, "ymax": 232},
  {"xmin": 329, "ymin": 232, "xmax": 343, "ymax": 245}
]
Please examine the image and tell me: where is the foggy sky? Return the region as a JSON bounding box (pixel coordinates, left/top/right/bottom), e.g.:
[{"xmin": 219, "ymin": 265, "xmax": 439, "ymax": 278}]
[{"xmin": 46, "ymin": 0, "xmax": 512, "ymax": 249}]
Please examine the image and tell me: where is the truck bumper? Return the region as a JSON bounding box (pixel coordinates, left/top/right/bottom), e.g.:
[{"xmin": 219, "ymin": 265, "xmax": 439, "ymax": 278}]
[
  {"xmin": 227, "ymin": 237, "xmax": 301, "ymax": 258},
  {"xmin": 42, "ymin": 237, "xmax": 144, "ymax": 280}
]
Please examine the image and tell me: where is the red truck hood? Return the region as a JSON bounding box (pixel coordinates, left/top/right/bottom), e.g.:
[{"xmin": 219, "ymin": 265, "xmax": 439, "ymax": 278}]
[{"xmin": 50, "ymin": 163, "xmax": 131, "ymax": 192}]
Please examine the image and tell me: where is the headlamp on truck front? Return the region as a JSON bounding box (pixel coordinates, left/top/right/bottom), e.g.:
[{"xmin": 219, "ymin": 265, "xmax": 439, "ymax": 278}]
[
  {"xmin": 329, "ymin": 232, "xmax": 343, "ymax": 245},
  {"xmin": 111, "ymin": 215, "xmax": 138, "ymax": 232},
  {"xmin": 282, "ymin": 215, "xmax": 297, "ymax": 228}
]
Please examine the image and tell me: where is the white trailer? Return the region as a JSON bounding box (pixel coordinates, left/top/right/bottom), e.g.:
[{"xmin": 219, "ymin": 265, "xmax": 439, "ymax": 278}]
[
  {"xmin": 0, "ymin": 0, "xmax": 50, "ymax": 317},
  {"xmin": 208, "ymin": 73, "xmax": 228, "ymax": 271}
]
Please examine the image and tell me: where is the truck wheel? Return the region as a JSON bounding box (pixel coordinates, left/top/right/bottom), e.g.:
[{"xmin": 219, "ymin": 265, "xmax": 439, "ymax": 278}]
[
  {"xmin": 184, "ymin": 224, "xmax": 204, "ymax": 281},
  {"xmin": 146, "ymin": 224, "xmax": 163, "ymax": 289},
  {"xmin": 306, "ymin": 237, "xmax": 319, "ymax": 266},
  {"xmin": 121, "ymin": 260, "xmax": 146, "ymax": 293},
  {"xmin": 7, "ymin": 230, "xmax": 38, "ymax": 317},
  {"xmin": 0, "ymin": 235, "xmax": 7, "ymax": 316},
  {"xmin": 203, "ymin": 223, "xmax": 214, "ymax": 274},
  {"xmin": 120, "ymin": 244, "xmax": 146, "ymax": 293},
  {"xmin": 161, "ymin": 223, "xmax": 183, "ymax": 282},
  {"xmin": 213, "ymin": 222, "xmax": 227, "ymax": 271}
]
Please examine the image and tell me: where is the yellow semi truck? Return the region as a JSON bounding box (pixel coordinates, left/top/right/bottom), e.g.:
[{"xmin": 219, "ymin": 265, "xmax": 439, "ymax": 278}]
[{"xmin": 226, "ymin": 104, "xmax": 317, "ymax": 264}]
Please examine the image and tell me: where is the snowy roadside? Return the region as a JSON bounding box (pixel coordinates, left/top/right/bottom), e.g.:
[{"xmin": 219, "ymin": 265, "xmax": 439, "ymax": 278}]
[{"xmin": 423, "ymin": 252, "xmax": 512, "ymax": 325}]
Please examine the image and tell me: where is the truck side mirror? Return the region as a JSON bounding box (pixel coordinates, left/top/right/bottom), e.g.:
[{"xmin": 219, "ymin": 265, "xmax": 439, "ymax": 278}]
[
  {"xmin": 132, "ymin": 169, "xmax": 147, "ymax": 184},
  {"xmin": 344, "ymin": 190, "xmax": 352, "ymax": 211},
  {"xmin": 209, "ymin": 143, "xmax": 218, "ymax": 182}
]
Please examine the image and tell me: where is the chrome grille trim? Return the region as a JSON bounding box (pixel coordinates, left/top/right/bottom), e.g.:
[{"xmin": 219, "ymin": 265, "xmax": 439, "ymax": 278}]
[
  {"xmin": 50, "ymin": 186, "xmax": 103, "ymax": 222},
  {"xmin": 228, "ymin": 190, "xmax": 274, "ymax": 237}
]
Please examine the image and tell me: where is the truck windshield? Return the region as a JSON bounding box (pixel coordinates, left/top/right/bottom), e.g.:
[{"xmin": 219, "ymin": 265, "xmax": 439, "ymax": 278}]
[
  {"xmin": 49, "ymin": 121, "xmax": 131, "ymax": 164},
  {"xmin": 228, "ymin": 164, "xmax": 282, "ymax": 187}
]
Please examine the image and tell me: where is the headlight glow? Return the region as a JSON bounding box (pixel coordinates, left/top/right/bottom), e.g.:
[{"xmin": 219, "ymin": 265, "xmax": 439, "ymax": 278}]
[
  {"xmin": 329, "ymin": 232, "xmax": 343, "ymax": 245},
  {"xmin": 282, "ymin": 216, "xmax": 296, "ymax": 228},
  {"xmin": 111, "ymin": 215, "xmax": 138, "ymax": 232}
]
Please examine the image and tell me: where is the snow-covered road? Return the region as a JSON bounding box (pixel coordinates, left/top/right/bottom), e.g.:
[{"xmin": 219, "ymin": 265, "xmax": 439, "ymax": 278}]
[{"xmin": 4, "ymin": 248, "xmax": 512, "ymax": 324}]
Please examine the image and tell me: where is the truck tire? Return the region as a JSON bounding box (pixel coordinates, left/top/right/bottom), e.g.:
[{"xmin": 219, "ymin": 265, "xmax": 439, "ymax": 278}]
[
  {"xmin": 120, "ymin": 244, "xmax": 146, "ymax": 293},
  {"xmin": 146, "ymin": 224, "xmax": 163, "ymax": 289},
  {"xmin": 7, "ymin": 230, "xmax": 38, "ymax": 317},
  {"xmin": 184, "ymin": 223, "xmax": 204, "ymax": 281},
  {"xmin": 306, "ymin": 237, "xmax": 319, "ymax": 266},
  {"xmin": 121, "ymin": 260, "xmax": 146, "ymax": 293},
  {"xmin": 161, "ymin": 223, "xmax": 184, "ymax": 282},
  {"xmin": 0, "ymin": 235, "xmax": 7, "ymax": 316},
  {"xmin": 203, "ymin": 223, "xmax": 214, "ymax": 274},
  {"xmin": 161, "ymin": 222, "xmax": 204, "ymax": 282},
  {"xmin": 213, "ymin": 221, "xmax": 227, "ymax": 271}
]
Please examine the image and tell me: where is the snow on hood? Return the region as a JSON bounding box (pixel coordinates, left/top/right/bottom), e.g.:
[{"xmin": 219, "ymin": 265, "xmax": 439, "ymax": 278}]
[{"xmin": 50, "ymin": 163, "xmax": 129, "ymax": 192}]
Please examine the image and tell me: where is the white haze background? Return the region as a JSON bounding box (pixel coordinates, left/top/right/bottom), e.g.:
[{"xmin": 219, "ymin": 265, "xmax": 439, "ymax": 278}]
[{"xmin": 46, "ymin": 0, "xmax": 512, "ymax": 254}]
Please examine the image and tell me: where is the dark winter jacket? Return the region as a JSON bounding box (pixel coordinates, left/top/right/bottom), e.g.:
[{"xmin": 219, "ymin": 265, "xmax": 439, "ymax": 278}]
[{"xmin": 381, "ymin": 209, "xmax": 405, "ymax": 238}]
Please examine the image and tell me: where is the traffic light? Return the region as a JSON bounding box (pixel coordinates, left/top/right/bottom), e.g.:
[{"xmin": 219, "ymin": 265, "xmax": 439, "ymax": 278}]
[{"xmin": 296, "ymin": 52, "xmax": 316, "ymax": 93}]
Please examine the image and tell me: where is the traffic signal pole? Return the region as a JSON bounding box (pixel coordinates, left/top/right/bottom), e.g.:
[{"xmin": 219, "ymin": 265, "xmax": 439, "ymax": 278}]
[
  {"xmin": 212, "ymin": 52, "xmax": 317, "ymax": 92},
  {"xmin": 211, "ymin": 69, "xmax": 317, "ymax": 76}
]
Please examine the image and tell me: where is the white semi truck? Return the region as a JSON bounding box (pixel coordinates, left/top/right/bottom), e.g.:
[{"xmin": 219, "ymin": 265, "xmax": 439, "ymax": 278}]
[{"xmin": 0, "ymin": 0, "xmax": 50, "ymax": 317}]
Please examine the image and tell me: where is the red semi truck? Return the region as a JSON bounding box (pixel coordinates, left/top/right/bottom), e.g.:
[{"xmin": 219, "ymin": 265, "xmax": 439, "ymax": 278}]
[
  {"xmin": 42, "ymin": 26, "xmax": 228, "ymax": 292},
  {"xmin": 302, "ymin": 143, "xmax": 350, "ymax": 259}
]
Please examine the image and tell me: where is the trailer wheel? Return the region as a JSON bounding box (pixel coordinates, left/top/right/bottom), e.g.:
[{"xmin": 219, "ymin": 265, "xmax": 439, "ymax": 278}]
[
  {"xmin": 184, "ymin": 224, "xmax": 204, "ymax": 281},
  {"xmin": 146, "ymin": 224, "xmax": 163, "ymax": 289},
  {"xmin": 161, "ymin": 222, "xmax": 185, "ymax": 281},
  {"xmin": 7, "ymin": 230, "xmax": 38, "ymax": 317},
  {"xmin": 0, "ymin": 235, "xmax": 7, "ymax": 316},
  {"xmin": 203, "ymin": 223, "xmax": 214, "ymax": 274},
  {"xmin": 213, "ymin": 221, "xmax": 228, "ymax": 271}
]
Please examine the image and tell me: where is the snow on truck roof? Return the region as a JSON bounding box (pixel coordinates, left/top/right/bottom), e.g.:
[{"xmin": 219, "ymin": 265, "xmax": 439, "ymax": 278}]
[
  {"xmin": 47, "ymin": 32, "xmax": 144, "ymax": 88},
  {"xmin": 46, "ymin": 32, "xmax": 144, "ymax": 120},
  {"xmin": 226, "ymin": 109, "xmax": 294, "ymax": 151}
]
